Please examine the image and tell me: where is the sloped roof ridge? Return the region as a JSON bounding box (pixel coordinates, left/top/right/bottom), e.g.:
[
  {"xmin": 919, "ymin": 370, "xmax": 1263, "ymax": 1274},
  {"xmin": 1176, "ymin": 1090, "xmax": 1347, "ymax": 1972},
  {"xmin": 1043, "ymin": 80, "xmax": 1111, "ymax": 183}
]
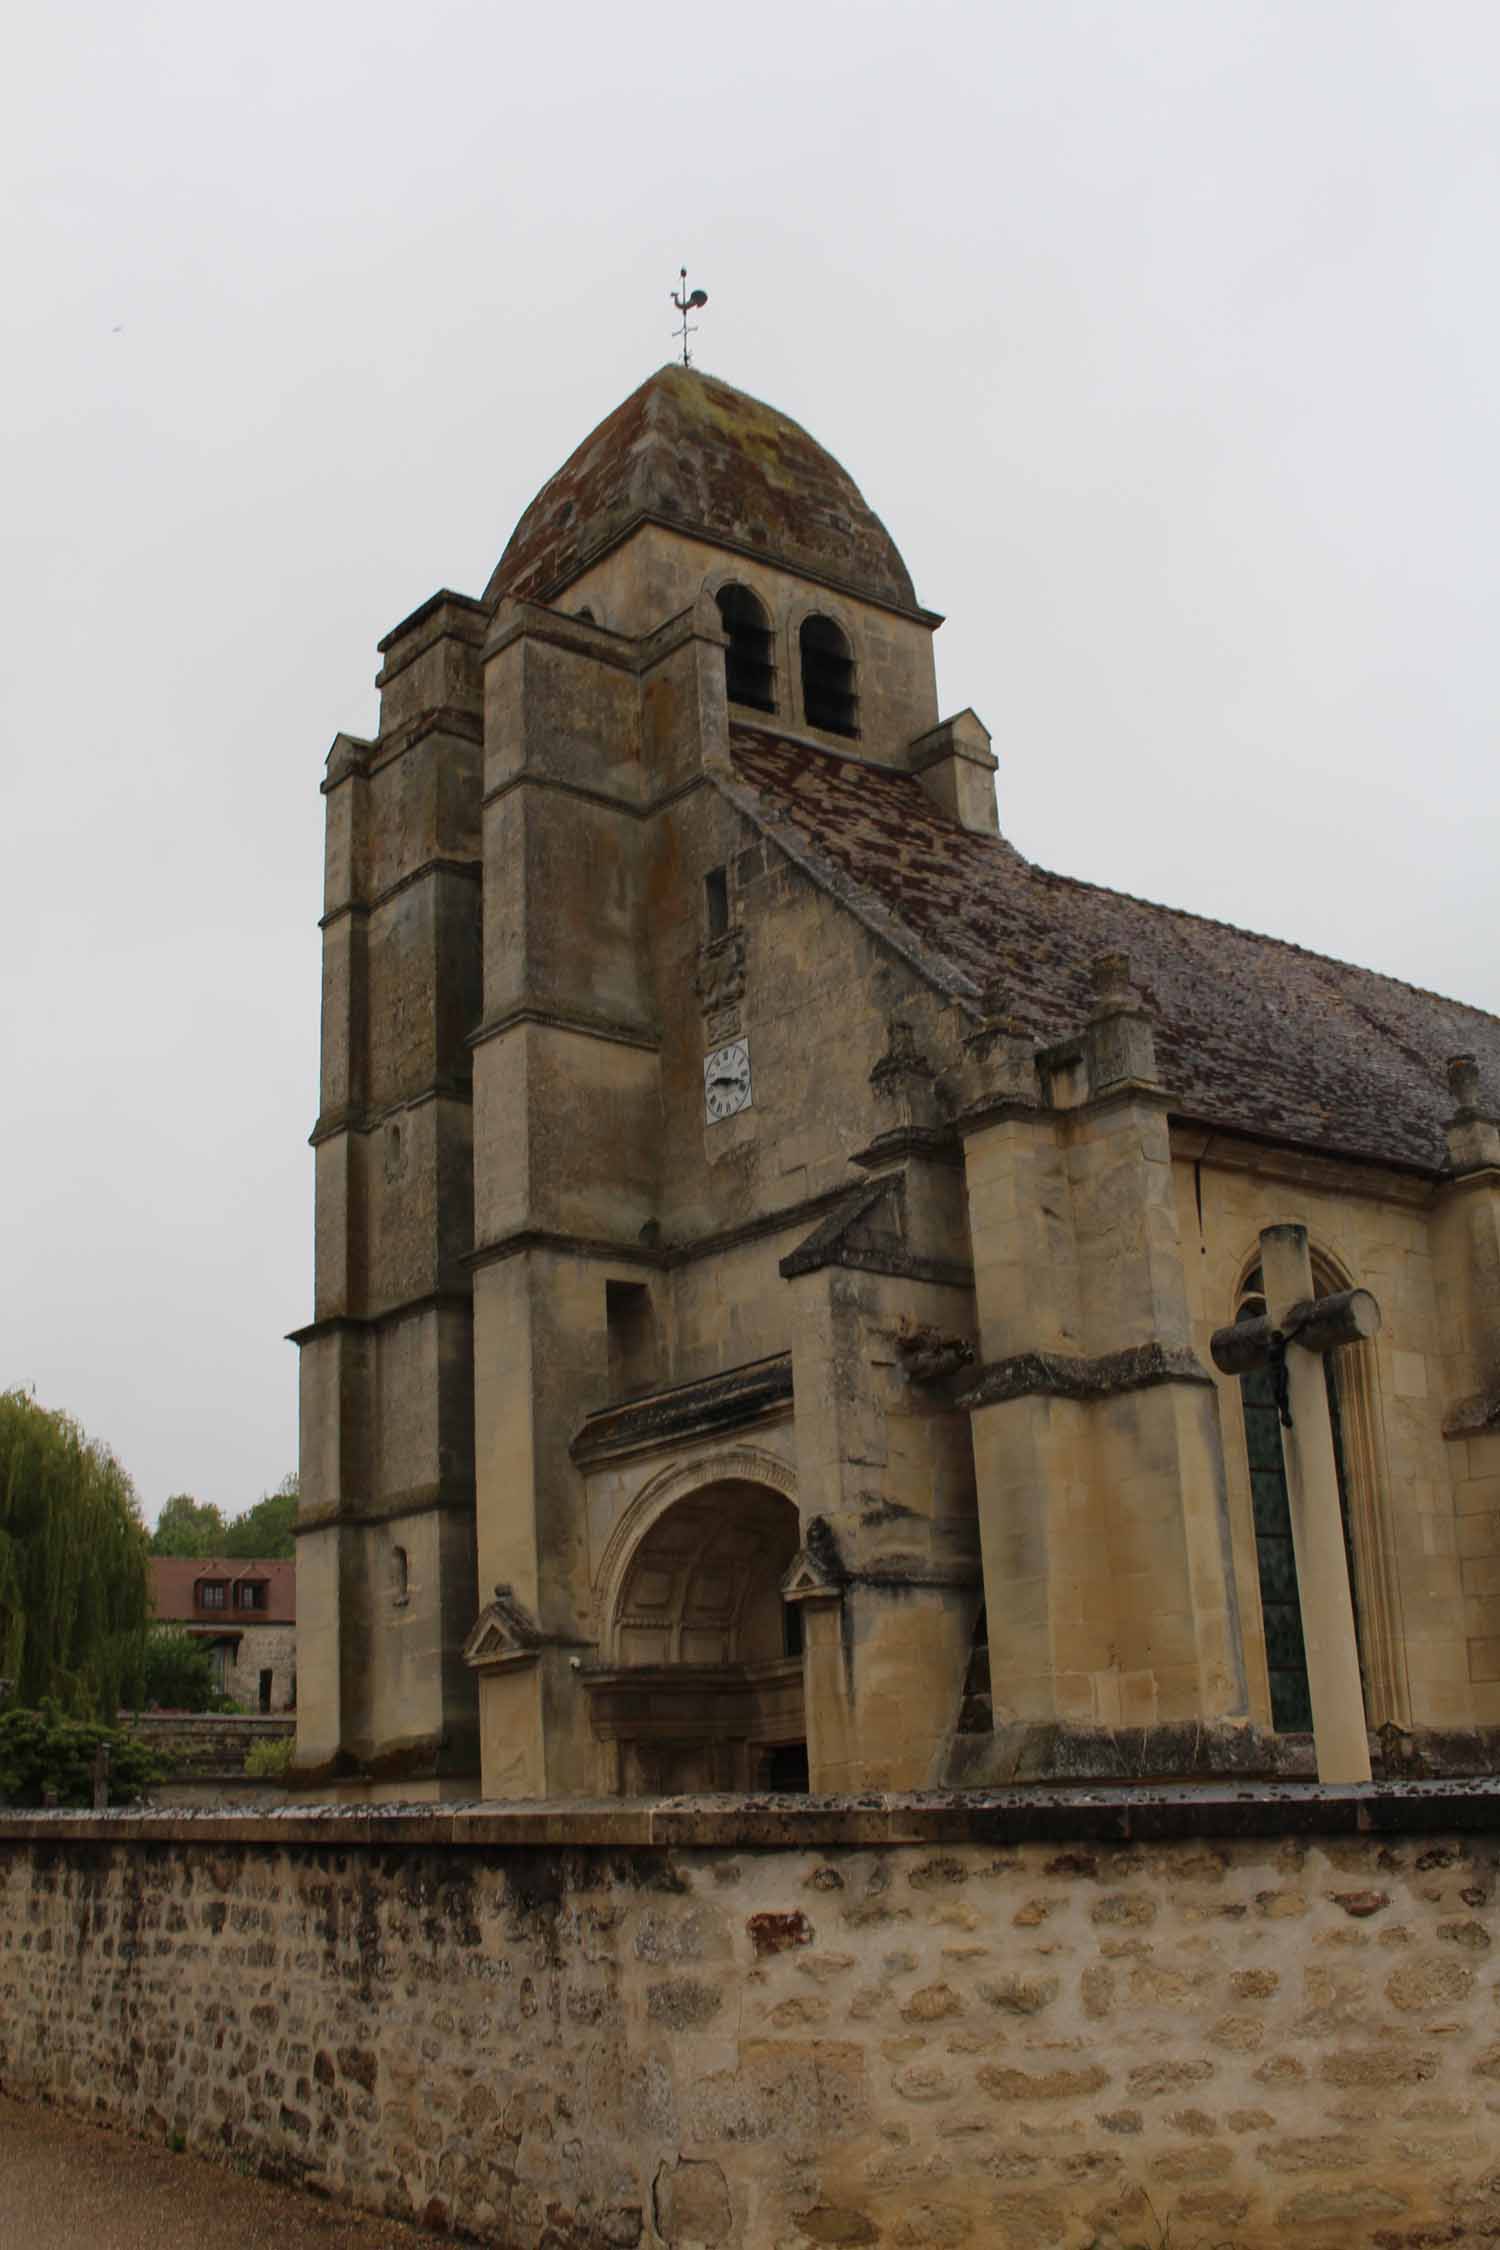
[
  {"xmin": 724, "ymin": 724, "xmax": 1498, "ymax": 1172},
  {"xmin": 709, "ymin": 762, "xmax": 982, "ymax": 1006},
  {"xmin": 1030, "ymin": 858, "xmax": 1498, "ymax": 1026},
  {"xmin": 731, "ymin": 723, "xmax": 1497, "ymax": 1029}
]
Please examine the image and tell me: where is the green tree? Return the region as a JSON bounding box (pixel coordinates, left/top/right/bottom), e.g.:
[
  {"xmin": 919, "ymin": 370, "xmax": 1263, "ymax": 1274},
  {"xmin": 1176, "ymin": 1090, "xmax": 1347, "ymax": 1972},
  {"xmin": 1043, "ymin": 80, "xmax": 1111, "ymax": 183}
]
[
  {"xmin": 148, "ymin": 1492, "xmax": 227, "ymax": 1557},
  {"xmin": 0, "ymin": 1390, "xmax": 149, "ymax": 1718},
  {"xmin": 0, "ymin": 1702, "xmax": 163, "ymax": 1807},
  {"xmin": 141, "ymin": 1626, "xmax": 215, "ymax": 1711},
  {"xmin": 220, "ymin": 1472, "xmax": 297, "ymax": 1560}
]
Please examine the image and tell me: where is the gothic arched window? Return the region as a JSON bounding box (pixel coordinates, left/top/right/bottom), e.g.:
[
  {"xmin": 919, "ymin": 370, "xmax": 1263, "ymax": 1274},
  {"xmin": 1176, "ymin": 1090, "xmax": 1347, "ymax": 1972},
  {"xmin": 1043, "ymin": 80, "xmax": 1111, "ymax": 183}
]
[
  {"xmin": 799, "ymin": 614, "xmax": 858, "ymax": 737},
  {"xmin": 715, "ymin": 584, "xmax": 776, "ymax": 713},
  {"xmin": 1236, "ymin": 1262, "xmax": 1368, "ymax": 1733}
]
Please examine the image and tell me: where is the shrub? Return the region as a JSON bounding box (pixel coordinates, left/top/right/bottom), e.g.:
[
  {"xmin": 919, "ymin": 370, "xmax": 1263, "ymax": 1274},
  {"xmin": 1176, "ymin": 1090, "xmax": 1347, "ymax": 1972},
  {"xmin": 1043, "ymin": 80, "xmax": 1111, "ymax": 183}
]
[
  {"xmin": 244, "ymin": 1734, "xmax": 294, "ymax": 1780},
  {"xmin": 141, "ymin": 1627, "xmax": 216, "ymax": 1712},
  {"xmin": 0, "ymin": 1702, "xmax": 164, "ymax": 1807}
]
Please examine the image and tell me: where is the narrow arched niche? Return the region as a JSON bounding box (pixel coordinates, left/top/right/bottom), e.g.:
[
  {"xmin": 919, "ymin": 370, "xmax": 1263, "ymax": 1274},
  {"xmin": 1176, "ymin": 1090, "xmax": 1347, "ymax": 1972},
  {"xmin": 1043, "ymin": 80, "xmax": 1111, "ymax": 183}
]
[
  {"xmin": 799, "ymin": 613, "xmax": 858, "ymax": 736},
  {"xmin": 715, "ymin": 584, "xmax": 776, "ymax": 713}
]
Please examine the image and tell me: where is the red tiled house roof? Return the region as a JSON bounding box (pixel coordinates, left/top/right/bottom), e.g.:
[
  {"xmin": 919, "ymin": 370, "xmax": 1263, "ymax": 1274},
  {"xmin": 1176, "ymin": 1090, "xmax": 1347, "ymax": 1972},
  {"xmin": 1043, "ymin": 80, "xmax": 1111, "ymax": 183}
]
[{"xmin": 149, "ymin": 1557, "xmax": 295, "ymax": 1627}]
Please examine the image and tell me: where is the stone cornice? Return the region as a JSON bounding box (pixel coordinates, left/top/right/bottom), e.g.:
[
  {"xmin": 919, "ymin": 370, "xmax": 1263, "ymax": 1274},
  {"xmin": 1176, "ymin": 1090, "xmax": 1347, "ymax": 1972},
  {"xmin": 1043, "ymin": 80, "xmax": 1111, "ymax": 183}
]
[
  {"xmin": 467, "ymin": 1228, "xmax": 667, "ymax": 1275},
  {"xmin": 466, "ymin": 1002, "xmax": 660, "ymax": 1056},
  {"xmin": 286, "ymin": 1288, "xmax": 472, "ymax": 1348},
  {"xmin": 960, "ymin": 1341, "xmax": 1214, "ymax": 1411},
  {"xmin": 1169, "ymin": 1118, "xmax": 1439, "ymax": 1202},
  {"xmin": 10, "ymin": 1778, "xmax": 1500, "ymax": 1850},
  {"xmin": 513, "ymin": 509, "xmax": 945, "ymax": 631},
  {"xmin": 571, "ymin": 1355, "xmax": 792, "ymax": 1468},
  {"xmin": 308, "ymin": 1079, "xmax": 473, "ymax": 1147},
  {"xmin": 465, "ymin": 1183, "xmax": 860, "ymax": 1280},
  {"xmin": 1435, "ymin": 1163, "xmax": 1500, "ymax": 1199},
  {"xmin": 479, "ymin": 767, "xmax": 707, "ymax": 823},
  {"xmin": 481, "ymin": 604, "xmax": 644, "ymax": 674},
  {"xmin": 375, "ymin": 586, "xmax": 489, "ymax": 657},
  {"xmin": 322, "ymin": 705, "xmax": 483, "ymax": 792},
  {"xmin": 319, "ymin": 854, "xmax": 482, "ymax": 929},
  {"xmin": 293, "ymin": 1481, "xmax": 478, "ymax": 1535}
]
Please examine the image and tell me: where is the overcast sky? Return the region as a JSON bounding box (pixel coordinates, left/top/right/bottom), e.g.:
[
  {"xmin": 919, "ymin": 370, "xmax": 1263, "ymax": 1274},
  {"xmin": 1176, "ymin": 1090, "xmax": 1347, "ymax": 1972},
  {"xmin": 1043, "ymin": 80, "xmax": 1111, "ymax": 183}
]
[{"xmin": 3, "ymin": 0, "xmax": 1496, "ymax": 1526}]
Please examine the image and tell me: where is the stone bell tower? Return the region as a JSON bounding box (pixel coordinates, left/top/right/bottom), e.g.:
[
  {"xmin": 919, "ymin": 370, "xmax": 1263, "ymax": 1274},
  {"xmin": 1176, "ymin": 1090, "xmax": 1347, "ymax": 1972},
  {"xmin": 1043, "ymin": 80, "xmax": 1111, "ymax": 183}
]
[{"xmin": 295, "ymin": 357, "xmax": 1500, "ymax": 1804}]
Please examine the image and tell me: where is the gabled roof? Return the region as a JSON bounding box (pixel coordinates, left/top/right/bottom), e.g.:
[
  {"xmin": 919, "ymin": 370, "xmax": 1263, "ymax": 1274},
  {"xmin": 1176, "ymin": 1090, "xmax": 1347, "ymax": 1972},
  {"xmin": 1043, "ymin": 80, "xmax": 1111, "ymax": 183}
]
[
  {"xmin": 723, "ymin": 726, "xmax": 1499, "ymax": 1175},
  {"xmin": 485, "ymin": 365, "xmax": 920, "ymax": 615},
  {"xmin": 149, "ymin": 1557, "xmax": 295, "ymax": 1624}
]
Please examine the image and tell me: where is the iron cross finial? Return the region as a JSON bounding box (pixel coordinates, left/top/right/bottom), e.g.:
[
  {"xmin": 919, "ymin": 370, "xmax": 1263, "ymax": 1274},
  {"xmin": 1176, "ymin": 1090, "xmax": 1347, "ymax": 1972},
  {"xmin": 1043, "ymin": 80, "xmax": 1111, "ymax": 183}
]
[{"xmin": 670, "ymin": 267, "xmax": 708, "ymax": 366}]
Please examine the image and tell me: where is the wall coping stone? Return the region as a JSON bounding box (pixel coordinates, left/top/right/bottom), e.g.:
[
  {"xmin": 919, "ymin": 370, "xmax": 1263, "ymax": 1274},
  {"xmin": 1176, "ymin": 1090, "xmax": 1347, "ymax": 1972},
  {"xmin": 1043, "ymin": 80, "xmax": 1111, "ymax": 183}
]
[
  {"xmin": 5, "ymin": 1777, "xmax": 1500, "ymax": 1852},
  {"xmin": 122, "ymin": 1714, "xmax": 296, "ymax": 1732}
]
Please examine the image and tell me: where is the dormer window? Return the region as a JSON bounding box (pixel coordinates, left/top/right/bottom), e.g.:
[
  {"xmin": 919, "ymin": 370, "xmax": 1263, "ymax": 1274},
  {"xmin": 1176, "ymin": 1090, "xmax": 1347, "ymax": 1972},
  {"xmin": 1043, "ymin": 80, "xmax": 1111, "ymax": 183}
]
[
  {"xmin": 197, "ymin": 1578, "xmax": 227, "ymax": 1610},
  {"xmin": 799, "ymin": 615, "xmax": 858, "ymax": 737},
  {"xmin": 716, "ymin": 585, "xmax": 776, "ymax": 714}
]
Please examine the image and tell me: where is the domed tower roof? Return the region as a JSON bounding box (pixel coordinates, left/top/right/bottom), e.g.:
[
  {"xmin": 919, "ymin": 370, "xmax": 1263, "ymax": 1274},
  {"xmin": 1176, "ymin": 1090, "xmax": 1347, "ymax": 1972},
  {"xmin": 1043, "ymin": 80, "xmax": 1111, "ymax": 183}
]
[{"xmin": 485, "ymin": 364, "xmax": 920, "ymax": 615}]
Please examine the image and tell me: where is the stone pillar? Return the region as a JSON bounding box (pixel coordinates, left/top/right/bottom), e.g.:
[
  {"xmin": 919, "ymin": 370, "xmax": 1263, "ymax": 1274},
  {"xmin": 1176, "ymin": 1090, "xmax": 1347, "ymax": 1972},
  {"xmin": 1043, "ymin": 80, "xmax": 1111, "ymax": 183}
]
[
  {"xmin": 1257, "ymin": 1224, "xmax": 1371, "ymax": 1783},
  {"xmin": 783, "ymin": 1532, "xmax": 853, "ymax": 1793}
]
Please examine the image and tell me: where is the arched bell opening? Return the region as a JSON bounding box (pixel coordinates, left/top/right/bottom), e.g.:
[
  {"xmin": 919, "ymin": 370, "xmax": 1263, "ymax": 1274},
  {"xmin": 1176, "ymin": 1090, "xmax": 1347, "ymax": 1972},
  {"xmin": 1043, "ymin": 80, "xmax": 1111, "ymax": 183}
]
[
  {"xmin": 799, "ymin": 613, "xmax": 858, "ymax": 736},
  {"xmin": 715, "ymin": 583, "xmax": 777, "ymax": 714},
  {"xmin": 586, "ymin": 1481, "xmax": 807, "ymax": 1794}
]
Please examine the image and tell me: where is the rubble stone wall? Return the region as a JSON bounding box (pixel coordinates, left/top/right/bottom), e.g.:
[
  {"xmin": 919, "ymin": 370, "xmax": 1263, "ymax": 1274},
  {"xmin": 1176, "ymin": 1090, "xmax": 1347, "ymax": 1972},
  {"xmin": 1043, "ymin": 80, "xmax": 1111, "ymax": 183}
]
[{"xmin": 3, "ymin": 1796, "xmax": 1500, "ymax": 2248}]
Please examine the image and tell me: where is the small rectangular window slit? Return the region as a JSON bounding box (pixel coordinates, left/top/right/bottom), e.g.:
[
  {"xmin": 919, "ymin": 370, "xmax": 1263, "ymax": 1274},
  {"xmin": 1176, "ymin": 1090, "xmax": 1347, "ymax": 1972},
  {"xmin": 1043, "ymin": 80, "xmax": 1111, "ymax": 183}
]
[{"xmin": 704, "ymin": 866, "xmax": 730, "ymax": 941}]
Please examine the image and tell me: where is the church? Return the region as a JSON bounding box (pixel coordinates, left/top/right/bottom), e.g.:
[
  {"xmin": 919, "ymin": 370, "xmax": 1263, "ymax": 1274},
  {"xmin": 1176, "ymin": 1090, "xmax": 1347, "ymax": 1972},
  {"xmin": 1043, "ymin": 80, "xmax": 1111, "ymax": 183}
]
[{"xmin": 291, "ymin": 360, "xmax": 1500, "ymax": 1803}]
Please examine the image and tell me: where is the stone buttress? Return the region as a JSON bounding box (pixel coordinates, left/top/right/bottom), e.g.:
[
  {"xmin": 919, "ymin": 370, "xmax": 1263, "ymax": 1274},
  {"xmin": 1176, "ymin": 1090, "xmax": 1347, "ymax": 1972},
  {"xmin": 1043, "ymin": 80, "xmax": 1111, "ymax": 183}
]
[
  {"xmin": 950, "ymin": 955, "xmax": 1248, "ymax": 1770},
  {"xmin": 293, "ymin": 594, "xmax": 485, "ymax": 1793}
]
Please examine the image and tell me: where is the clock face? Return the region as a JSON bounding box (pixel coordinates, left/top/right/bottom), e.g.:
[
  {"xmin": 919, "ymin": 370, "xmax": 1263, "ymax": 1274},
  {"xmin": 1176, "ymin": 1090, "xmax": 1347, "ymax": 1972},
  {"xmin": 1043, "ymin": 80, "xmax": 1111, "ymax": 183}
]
[{"xmin": 704, "ymin": 1038, "xmax": 752, "ymax": 1122}]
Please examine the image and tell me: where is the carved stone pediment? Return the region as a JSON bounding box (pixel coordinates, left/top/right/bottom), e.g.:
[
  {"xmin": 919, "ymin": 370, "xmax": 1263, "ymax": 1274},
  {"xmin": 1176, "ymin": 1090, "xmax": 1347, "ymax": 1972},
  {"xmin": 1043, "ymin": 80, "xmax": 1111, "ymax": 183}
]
[
  {"xmin": 782, "ymin": 1517, "xmax": 847, "ymax": 1606},
  {"xmin": 462, "ymin": 1584, "xmax": 545, "ymax": 1673}
]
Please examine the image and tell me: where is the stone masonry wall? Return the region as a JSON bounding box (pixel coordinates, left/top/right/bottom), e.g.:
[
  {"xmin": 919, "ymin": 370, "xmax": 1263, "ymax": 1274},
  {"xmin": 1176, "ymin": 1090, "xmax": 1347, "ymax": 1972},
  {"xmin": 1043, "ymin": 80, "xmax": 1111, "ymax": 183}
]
[
  {"xmin": 4, "ymin": 1793, "xmax": 1500, "ymax": 2248},
  {"xmin": 121, "ymin": 1716, "xmax": 297, "ymax": 1808}
]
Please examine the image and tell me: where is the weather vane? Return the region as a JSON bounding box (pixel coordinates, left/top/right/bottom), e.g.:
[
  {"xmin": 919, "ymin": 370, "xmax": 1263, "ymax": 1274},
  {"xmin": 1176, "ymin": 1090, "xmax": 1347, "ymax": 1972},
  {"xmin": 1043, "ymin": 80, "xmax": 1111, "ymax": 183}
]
[{"xmin": 670, "ymin": 267, "xmax": 708, "ymax": 366}]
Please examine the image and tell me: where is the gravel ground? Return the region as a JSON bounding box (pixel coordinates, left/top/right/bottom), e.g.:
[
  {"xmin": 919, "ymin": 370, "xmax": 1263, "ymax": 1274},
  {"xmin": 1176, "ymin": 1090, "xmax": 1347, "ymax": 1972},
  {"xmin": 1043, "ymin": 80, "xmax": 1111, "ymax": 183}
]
[{"xmin": 0, "ymin": 2093, "xmax": 455, "ymax": 2249}]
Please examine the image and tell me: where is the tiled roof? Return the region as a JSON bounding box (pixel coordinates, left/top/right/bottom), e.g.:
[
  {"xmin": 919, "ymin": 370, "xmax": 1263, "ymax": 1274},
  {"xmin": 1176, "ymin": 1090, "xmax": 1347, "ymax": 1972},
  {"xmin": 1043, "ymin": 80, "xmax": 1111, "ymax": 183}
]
[
  {"xmin": 149, "ymin": 1556, "xmax": 295, "ymax": 1624},
  {"xmin": 724, "ymin": 726, "xmax": 1499, "ymax": 1174},
  {"xmin": 485, "ymin": 366, "xmax": 919, "ymax": 614}
]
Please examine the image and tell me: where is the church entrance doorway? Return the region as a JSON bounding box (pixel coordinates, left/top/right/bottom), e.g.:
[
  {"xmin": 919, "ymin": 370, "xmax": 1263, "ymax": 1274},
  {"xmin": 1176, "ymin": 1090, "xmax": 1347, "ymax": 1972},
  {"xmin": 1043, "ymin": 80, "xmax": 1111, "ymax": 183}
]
[{"xmin": 585, "ymin": 1481, "xmax": 806, "ymax": 1794}]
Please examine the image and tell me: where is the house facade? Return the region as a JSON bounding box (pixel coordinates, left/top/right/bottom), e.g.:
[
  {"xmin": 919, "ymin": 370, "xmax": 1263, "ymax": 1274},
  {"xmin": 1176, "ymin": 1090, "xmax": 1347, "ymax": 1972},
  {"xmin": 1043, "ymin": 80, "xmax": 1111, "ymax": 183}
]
[
  {"xmin": 149, "ymin": 1557, "xmax": 296, "ymax": 1713},
  {"xmin": 292, "ymin": 363, "xmax": 1500, "ymax": 1801}
]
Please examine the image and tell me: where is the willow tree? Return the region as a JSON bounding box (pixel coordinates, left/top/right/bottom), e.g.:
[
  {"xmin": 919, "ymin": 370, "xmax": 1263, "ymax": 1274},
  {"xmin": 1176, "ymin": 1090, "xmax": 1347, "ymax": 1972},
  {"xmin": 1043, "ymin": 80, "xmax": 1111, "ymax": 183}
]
[{"xmin": 0, "ymin": 1390, "xmax": 149, "ymax": 1717}]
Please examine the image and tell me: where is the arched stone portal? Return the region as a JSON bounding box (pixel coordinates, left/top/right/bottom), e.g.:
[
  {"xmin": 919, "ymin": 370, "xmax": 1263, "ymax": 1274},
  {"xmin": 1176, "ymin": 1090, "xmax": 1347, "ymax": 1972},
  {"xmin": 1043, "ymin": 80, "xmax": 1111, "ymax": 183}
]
[{"xmin": 584, "ymin": 1482, "xmax": 806, "ymax": 1795}]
